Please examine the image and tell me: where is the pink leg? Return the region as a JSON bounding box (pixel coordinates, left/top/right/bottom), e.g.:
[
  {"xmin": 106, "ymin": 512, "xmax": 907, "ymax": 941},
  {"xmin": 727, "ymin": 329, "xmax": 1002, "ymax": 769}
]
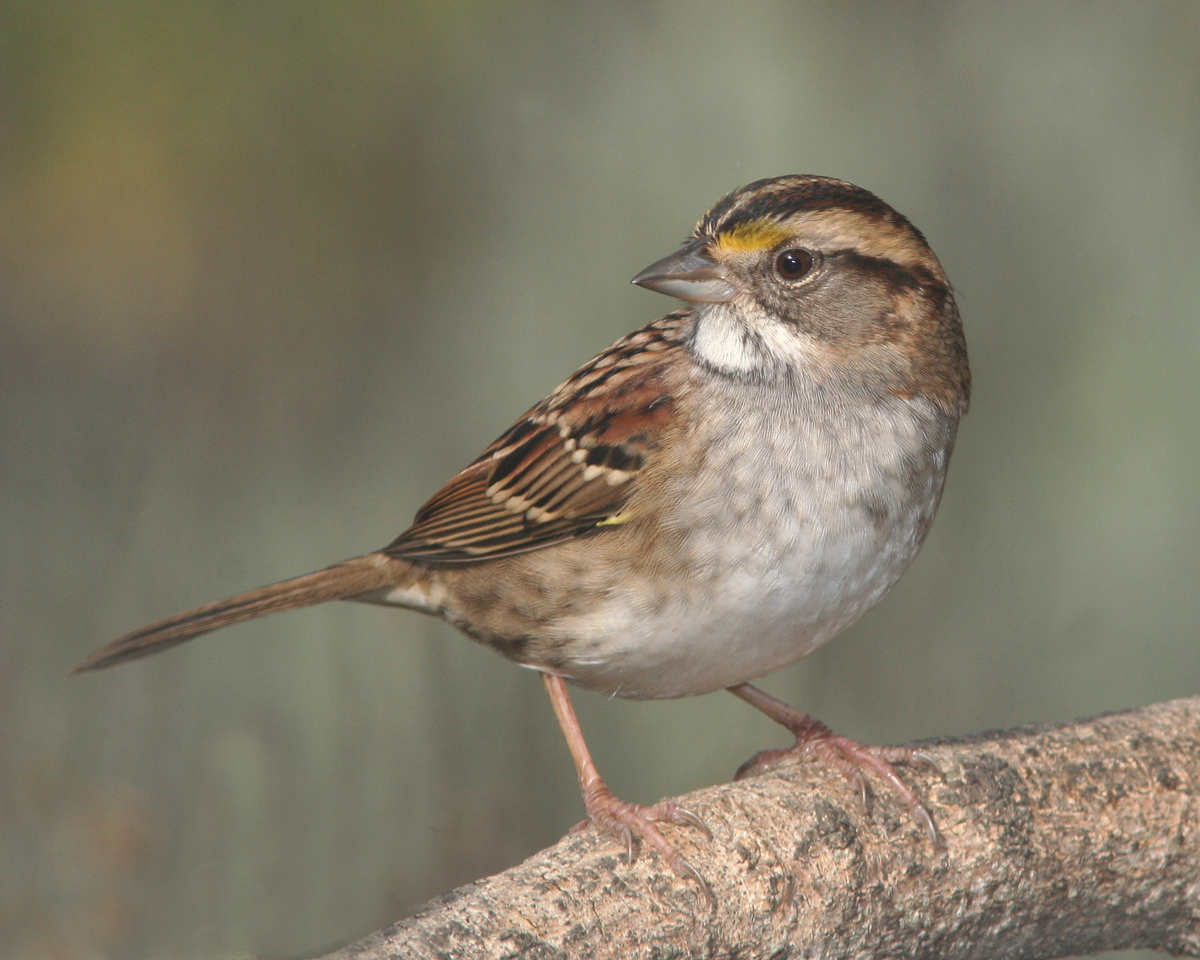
[
  {"xmin": 728, "ymin": 683, "xmax": 941, "ymax": 847},
  {"xmin": 542, "ymin": 673, "xmax": 713, "ymax": 900}
]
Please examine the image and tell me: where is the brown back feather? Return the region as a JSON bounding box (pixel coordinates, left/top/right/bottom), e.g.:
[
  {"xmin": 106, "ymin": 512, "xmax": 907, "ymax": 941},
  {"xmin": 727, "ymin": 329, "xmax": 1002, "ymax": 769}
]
[{"xmin": 385, "ymin": 313, "xmax": 686, "ymax": 563}]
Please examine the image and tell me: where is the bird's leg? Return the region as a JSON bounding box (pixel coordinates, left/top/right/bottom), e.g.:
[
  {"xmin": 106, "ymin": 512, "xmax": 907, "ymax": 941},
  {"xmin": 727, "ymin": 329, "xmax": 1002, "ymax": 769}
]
[
  {"xmin": 541, "ymin": 672, "xmax": 712, "ymax": 896},
  {"xmin": 727, "ymin": 682, "xmax": 941, "ymax": 847}
]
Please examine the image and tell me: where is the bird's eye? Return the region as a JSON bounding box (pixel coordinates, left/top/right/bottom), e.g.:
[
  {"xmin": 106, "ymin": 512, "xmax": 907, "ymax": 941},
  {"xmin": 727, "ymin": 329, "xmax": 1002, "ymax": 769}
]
[{"xmin": 775, "ymin": 248, "xmax": 814, "ymax": 280}]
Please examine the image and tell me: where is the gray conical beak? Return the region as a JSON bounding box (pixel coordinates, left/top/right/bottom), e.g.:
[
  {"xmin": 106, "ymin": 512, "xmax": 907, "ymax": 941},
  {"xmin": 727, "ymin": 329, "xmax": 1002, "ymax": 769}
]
[{"xmin": 631, "ymin": 239, "xmax": 735, "ymax": 303}]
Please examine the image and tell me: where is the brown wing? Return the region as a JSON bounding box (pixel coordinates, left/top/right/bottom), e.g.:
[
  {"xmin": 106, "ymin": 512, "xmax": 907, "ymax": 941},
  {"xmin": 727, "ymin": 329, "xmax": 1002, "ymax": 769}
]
[{"xmin": 384, "ymin": 313, "xmax": 688, "ymax": 563}]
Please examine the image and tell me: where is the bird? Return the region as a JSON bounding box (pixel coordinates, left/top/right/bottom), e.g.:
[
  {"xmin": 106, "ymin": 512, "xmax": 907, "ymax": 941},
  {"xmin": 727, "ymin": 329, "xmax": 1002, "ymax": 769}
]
[{"xmin": 74, "ymin": 174, "xmax": 969, "ymax": 897}]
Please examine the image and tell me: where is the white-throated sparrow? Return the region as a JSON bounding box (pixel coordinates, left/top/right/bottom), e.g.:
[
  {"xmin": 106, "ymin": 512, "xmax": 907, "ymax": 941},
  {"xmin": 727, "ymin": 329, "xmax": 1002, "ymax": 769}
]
[{"xmin": 75, "ymin": 175, "xmax": 969, "ymax": 897}]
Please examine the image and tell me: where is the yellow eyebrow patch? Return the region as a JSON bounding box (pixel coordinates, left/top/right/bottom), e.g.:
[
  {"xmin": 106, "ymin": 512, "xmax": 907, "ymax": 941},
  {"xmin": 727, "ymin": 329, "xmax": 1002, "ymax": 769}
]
[{"xmin": 714, "ymin": 219, "xmax": 790, "ymax": 254}]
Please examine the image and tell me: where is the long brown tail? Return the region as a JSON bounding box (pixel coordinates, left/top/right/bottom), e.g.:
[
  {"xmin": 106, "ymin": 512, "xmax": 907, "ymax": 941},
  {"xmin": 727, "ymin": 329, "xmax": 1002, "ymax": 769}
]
[{"xmin": 72, "ymin": 552, "xmax": 409, "ymax": 673}]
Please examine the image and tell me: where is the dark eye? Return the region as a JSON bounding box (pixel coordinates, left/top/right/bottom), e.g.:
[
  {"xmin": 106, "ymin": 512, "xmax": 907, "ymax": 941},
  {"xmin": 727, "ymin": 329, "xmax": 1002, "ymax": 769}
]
[{"xmin": 775, "ymin": 248, "xmax": 814, "ymax": 280}]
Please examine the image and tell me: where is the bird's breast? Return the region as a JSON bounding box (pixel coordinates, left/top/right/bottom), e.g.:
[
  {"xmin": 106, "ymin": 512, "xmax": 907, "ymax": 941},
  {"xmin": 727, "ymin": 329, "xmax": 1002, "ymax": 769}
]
[{"xmin": 550, "ymin": 382, "xmax": 956, "ymax": 699}]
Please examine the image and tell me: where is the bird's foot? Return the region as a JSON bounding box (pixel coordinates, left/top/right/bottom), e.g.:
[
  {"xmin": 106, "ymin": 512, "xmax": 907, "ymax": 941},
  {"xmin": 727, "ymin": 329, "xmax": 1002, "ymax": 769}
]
[
  {"xmin": 542, "ymin": 671, "xmax": 715, "ymax": 902},
  {"xmin": 729, "ymin": 683, "xmax": 941, "ymax": 848},
  {"xmin": 576, "ymin": 779, "xmax": 714, "ymax": 903}
]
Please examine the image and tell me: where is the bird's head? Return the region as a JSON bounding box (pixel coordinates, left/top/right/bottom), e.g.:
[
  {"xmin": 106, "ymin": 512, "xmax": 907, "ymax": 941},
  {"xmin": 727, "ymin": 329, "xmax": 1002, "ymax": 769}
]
[{"xmin": 633, "ymin": 175, "xmax": 969, "ymax": 416}]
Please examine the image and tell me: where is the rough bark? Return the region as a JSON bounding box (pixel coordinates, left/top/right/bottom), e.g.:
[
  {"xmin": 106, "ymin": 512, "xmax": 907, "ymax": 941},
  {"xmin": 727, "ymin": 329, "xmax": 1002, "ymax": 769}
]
[{"xmin": 323, "ymin": 697, "xmax": 1200, "ymax": 960}]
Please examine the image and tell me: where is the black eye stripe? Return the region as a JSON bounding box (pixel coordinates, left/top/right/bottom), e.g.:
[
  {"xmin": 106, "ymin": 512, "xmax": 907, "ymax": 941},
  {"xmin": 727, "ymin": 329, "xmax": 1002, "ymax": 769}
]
[{"xmin": 826, "ymin": 248, "xmax": 927, "ymax": 292}]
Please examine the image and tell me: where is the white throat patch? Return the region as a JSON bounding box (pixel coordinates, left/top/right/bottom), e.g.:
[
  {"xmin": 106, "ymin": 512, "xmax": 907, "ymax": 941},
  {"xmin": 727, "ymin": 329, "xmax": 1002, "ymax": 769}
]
[{"xmin": 691, "ymin": 303, "xmax": 763, "ymax": 374}]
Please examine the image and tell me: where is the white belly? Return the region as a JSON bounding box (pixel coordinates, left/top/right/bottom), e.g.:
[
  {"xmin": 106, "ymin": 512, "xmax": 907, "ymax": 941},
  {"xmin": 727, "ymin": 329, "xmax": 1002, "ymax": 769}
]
[
  {"xmin": 554, "ymin": 509, "xmax": 921, "ymax": 698},
  {"xmin": 549, "ymin": 389, "xmax": 952, "ymax": 699}
]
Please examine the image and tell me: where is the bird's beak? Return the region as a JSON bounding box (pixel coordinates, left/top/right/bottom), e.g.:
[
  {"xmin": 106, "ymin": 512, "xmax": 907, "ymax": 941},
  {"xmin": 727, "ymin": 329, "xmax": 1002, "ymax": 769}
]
[{"xmin": 631, "ymin": 239, "xmax": 735, "ymax": 303}]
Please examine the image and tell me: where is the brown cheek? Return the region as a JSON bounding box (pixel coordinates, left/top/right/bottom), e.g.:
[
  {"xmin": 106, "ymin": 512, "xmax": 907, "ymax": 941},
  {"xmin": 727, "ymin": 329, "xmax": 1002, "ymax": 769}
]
[
  {"xmin": 889, "ymin": 291, "xmax": 970, "ymax": 416},
  {"xmin": 864, "ymin": 286, "xmax": 919, "ymax": 345},
  {"xmin": 798, "ymin": 277, "xmax": 902, "ymax": 345}
]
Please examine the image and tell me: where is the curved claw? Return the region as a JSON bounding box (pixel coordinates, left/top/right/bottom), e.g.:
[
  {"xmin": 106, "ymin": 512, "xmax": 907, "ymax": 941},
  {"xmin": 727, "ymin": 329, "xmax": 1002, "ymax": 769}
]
[
  {"xmin": 668, "ymin": 804, "xmax": 713, "ymax": 840},
  {"xmin": 621, "ymin": 825, "xmax": 636, "ymax": 864},
  {"xmin": 726, "ymin": 685, "xmax": 940, "ymax": 850},
  {"xmin": 913, "ymin": 802, "xmax": 942, "ymax": 850},
  {"xmin": 678, "ymin": 855, "xmax": 717, "ymax": 910},
  {"xmin": 578, "ymin": 790, "xmax": 716, "ymax": 889},
  {"xmin": 909, "ymin": 751, "xmax": 947, "ymax": 781},
  {"xmin": 853, "ymin": 771, "xmax": 871, "ymax": 814}
]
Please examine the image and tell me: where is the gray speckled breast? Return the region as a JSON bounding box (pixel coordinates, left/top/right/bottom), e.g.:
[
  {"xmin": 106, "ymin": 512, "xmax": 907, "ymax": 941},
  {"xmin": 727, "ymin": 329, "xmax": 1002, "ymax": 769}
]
[{"xmin": 552, "ymin": 373, "xmax": 956, "ymax": 699}]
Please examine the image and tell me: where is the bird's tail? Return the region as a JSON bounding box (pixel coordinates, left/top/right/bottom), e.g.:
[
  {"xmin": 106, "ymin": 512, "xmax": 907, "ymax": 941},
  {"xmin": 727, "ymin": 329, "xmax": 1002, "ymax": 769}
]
[{"xmin": 71, "ymin": 552, "xmax": 409, "ymax": 673}]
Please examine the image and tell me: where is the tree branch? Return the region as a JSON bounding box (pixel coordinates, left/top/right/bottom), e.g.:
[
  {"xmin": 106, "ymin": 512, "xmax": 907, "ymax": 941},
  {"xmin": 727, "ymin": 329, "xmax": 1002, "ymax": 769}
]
[{"xmin": 322, "ymin": 697, "xmax": 1200, "ymax": 959}]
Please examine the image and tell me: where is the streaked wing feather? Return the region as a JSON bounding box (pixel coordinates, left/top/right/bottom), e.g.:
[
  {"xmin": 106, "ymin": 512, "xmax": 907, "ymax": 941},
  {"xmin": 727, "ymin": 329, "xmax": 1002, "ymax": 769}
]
[{"xmin": 384, "ymin": 313, "xmax": 687, "ymax": 564}]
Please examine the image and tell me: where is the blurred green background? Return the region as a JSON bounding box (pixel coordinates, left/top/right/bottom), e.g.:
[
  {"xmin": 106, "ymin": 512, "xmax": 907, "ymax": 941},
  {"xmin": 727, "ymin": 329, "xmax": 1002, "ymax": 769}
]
[{"xmin": 2, "ymin": 2, "xmax": 1199, "ymax": 957}]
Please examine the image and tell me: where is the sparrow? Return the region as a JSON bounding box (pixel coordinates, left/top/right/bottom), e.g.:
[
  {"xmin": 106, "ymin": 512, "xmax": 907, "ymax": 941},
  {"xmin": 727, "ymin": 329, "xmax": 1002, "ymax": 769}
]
[{"xmin": 74, "ymin": 175, "xmax": 969, "ymax": 897}]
